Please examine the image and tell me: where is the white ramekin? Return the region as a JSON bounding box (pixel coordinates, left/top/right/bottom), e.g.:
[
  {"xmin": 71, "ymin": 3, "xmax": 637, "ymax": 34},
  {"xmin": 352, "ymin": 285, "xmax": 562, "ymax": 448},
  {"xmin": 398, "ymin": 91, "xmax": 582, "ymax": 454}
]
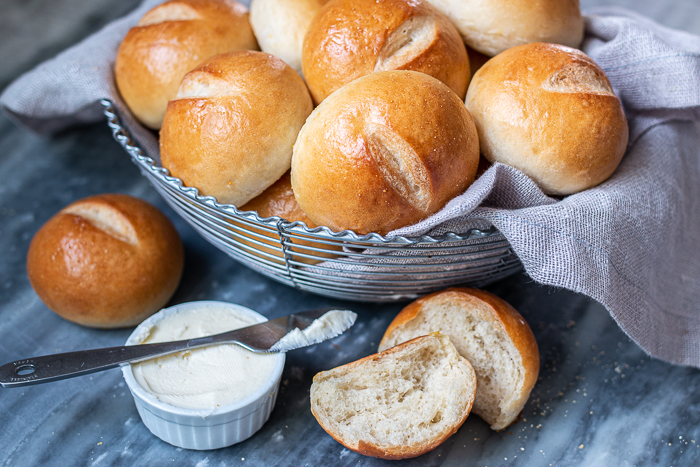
[{"xmin": 121, "ymin": 301, "xmax": 285, "ymax": 450}]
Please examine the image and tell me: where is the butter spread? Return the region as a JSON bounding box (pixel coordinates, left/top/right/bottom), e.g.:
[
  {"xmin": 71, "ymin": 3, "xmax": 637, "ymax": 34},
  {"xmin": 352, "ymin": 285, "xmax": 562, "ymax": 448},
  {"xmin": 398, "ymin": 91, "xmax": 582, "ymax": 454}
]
[
  {"xmin": 269, "ymin": 310, "xmax": 357, "ymax": 352},
  {"xmin": 130, "ymin": 304, "xmax": 279, "ymax": 410}
]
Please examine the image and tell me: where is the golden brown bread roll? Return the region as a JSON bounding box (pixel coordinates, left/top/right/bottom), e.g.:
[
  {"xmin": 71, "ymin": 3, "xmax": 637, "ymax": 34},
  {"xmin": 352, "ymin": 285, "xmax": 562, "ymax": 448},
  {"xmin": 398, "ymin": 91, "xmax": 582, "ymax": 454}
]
[
  {"xmin": 425, "ymin": 0, "xmax": 584, "ymax": 56},
  {"xmin": 466, "ymin": 43, "xmax": 629, "ymax": 195},
  {"xmin": 292, "ymin": 71, "xmax": 480, "ymax": 235},
  {"xmin": 160, "ymin": 51, "xmax": 314, "ymax": 206},
  {"xmin": 249, "ymin": 0, "xmax": 326, "ymax": 76},
  {"xmin": 26, "ymin": 194, "xmax": 184, "ymax": 329},
  {"xmin": 115, "ymin": 0, "xmax": 258, "ymax": 129},
  {"xmin": 236, "ymin": 172, "xmax": 339, "ymax": 265},
  {"xmin": 302, "ymin": 0, "xmax": 469, "ymax": 104},
  {"xmin": 379, "ymin": 288, "xmax": 539, "ymax": 430}
]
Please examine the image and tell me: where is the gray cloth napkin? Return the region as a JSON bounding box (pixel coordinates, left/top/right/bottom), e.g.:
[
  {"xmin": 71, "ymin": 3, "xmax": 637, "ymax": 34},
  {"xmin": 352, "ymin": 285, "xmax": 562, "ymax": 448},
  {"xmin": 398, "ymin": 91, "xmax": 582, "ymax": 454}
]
[{"xmin": 2, "ymin": 3, "xmax": 700, "ymax": 367}]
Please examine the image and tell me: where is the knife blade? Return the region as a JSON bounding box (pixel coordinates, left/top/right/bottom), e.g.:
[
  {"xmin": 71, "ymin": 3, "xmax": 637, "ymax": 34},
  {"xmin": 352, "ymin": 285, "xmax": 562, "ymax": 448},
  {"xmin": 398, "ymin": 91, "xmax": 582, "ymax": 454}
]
[{"xmin": 0, "ymin": 307, "xmax": 356, "ymax": 388}]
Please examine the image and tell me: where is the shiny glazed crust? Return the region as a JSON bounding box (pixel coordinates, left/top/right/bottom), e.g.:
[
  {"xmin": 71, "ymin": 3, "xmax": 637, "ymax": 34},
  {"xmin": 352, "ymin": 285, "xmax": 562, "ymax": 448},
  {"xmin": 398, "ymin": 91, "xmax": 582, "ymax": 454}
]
[
  {"xmin": 160, "ymin": 51, "xmax": 313, "ymax": 206},
  {"xmin": 291, "ymin": 70, "xmax": 479, "ymax": 235},
  {"xmin": 115, "ymin": 0, "xmax": 258, "ymax": 129},
  {"xmin": 302, "ymin": 0, "xmax": 469, "ymax": 104},
  {"xmin": 379, "ymin": 288, "xmax": 540, "ymax": 430},
  {"xmin": 26, "ymin": 194, "xmax": 184, "ymax": 328},
  {"xmin": 425, "ymin": 0, "xmax": 584, "ymax": 56},
  {"xmin": 466, "ymin": 43, "xmax": 629, "ymax": 195}
]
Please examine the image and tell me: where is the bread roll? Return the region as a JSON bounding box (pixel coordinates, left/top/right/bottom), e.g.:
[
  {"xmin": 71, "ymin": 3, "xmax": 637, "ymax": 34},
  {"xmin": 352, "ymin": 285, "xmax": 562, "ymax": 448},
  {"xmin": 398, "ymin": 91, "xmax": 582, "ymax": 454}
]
[
  {"xmin": 292, "ymin": 71, "xmax": 480, "ymax": 235},
  {"xmin": 240, "ymin": 172, "xmax": 311, "ymax": 226},
  {"xmin": 302, "ymin": 0, "xmax": 469, "ymax": 104},
  {"xmin": 379, "ymin": 288, "xmax": 539, "ymax": 430},
  {"xmin": 249, "ymin": 0, "xmax": 325, "ymax": 76},
  {"xmin": 115, "ymin": 0, "xmax": 258, "ymax": 129},
  {"xmin": 160, "ymin": 51, "xmax": 313, "ymax": 206},
  {"xmin": 26, "ymin": 194, "xmax": 184, "ymax": 329},
  {"xmin": 237, "ymin": 171, "xmax": 339, "ymax": 265},
  {"xmin": 311, "ymin": 334, "xmax": 476, "ymax": 460},
  {"xmin": 466, "ymin": 43, "xmax": 629, "ymax": 195},
  {"xmin": 425, "ymin": 0, "xmax": 584, "ymax": 56}
]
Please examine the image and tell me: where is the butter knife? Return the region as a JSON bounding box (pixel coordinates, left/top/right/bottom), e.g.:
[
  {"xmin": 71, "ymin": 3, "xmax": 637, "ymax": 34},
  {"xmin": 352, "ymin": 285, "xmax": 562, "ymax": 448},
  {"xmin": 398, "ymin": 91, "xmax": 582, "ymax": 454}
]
[{"xmin": 0, "ymin": 308, "xmax": 356, "ymax": 388}]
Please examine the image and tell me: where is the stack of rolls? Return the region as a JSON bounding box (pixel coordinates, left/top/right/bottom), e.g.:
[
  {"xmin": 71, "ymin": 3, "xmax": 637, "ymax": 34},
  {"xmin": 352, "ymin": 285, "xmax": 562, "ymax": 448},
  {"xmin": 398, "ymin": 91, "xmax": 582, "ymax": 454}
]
[
  {"xmin": 105, "ymin": 0, "xmax": 633, "ymax": 457},
  {"xmin": 114, "ymin": 0, "xmax": 628, "ymax": 243}
]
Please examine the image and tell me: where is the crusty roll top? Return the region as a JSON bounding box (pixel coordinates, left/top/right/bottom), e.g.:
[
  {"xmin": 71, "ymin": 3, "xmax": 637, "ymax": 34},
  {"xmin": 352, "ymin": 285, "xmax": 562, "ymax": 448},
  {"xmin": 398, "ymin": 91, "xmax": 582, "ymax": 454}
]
[
  {"xmin": 115, "ymin": 0, "xmax": 258, "ymax": 129},
  {"xmin": 292, "ymin": 71, "xmax": 479, "ymax": 235},
  {"xmin": 425, "ymin": 0, "xmax": 584, "ymax": 56},
  {"xmin": 466, "ymin": 43, "xmax": 629, "ymax": 195},
  {"xmin": 160, "ymin": 51, "xmax": 313, "ymax": 206},
  {"xmin": 302, "ymin": 0, "xmax": 469, "ymax": 104},
  {"xmin": 27, "ymin": 194, "xmax": 184, "ymax": 328}
]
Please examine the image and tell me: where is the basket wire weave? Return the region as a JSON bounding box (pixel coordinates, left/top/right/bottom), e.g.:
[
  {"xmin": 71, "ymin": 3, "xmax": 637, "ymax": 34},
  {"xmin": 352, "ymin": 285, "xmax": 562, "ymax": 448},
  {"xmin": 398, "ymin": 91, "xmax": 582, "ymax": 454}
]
[{"xmin": 102, "ymin": 100, "xmax": 522, "ymax": 302}]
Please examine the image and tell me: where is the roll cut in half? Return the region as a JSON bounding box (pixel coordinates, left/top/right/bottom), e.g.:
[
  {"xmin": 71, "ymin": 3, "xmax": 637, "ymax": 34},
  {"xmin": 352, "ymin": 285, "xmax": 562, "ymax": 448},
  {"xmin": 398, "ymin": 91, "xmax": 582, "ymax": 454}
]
[
  {"xmin": 302, "ymin": 0, "xmax": 469, "ymax": 104},
  {"xmin": 379, "ymin": 288, "xmax": 540, "ymax": 430},
  {"xmin": 160, "ymin": 51, "xmax": 314, "ymax": 206},
  {"xmin": 115, "ymin": 0, "xmax": 258, "ymax": 129},
  {"xmin": 292, "ymin": 71, "xmax": 480, "ymax": 235},
  {"xmin": 311, "ymin": 334, "xmax": 476, "ymax": 460},
  {"xmin": 466, "ymin": 43, "xmax": 629, "ymax": 195},
  {"xmin": 249, "ymin": 0, "xmax": 326, "ymax": 76},
  {"xmin": 425, "ymin": 0, "xmax": 584, "ymax": 56},
  {"xmin": 27, "ymin": 195, "xmax": 184, "ymax": 329}
]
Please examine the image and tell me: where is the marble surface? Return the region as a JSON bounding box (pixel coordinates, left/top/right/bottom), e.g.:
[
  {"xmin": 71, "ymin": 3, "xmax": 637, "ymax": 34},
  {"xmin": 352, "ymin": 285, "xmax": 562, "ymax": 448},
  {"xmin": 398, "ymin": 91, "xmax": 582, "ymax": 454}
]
[{"xmin": 1, "ymin": 1, "xmax": 699, "ymax": 466}]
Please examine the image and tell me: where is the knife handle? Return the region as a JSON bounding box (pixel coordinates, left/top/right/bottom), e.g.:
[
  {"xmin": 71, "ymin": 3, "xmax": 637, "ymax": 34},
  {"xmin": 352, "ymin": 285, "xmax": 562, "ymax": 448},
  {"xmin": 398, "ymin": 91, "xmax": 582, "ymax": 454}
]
[{"xmin": 0, "ymin": 338, "xmax": 214, "ymax": 388}]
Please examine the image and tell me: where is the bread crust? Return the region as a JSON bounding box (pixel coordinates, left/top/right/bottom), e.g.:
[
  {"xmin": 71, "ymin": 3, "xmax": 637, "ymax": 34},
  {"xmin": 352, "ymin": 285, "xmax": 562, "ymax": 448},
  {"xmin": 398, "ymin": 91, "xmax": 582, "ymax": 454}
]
[
  {"xmin": 425, "ymin": 0, "xmax": 584, "ymax": 56},
  {"xmin": 302, "ymin": 0, "xmax": 469, "ymax": 104},
  {"xmin": 160, "ymin": 51, "xmax": 313, "ymax": 206},
  {"xmin": 26, "ymin": 194, "xmax": 184, "ymax": 329},
  {"xmin": 240, "ymin": 172, "xmax": 312, "ymax": 223},
  {"xmin": 237, "ymin": 171, "xmax": 339, "ymax": 264},
  {"xmin": 292, "ymin": 70, "xmax": 479, "ymax": 235},
  {"xmin": 379, "ymin": 288, "xmax": 539, "ymax": 430},
  {"xmin": 310, "ymin": 334, "xmax": 475, "ymax": 460},
  {"xmin": 466, "ymin": 42, "xmax": 629, "ymax": 195},
  {"xmin": 115, "ymin": 0, "xmax": 258, "ymax": 129}
]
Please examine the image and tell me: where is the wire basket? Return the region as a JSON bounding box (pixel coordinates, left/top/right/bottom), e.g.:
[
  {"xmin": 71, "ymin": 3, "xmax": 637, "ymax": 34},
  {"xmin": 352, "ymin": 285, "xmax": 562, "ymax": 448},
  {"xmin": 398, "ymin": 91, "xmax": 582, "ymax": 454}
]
[{"xmin": 102, "ymin": 100, "xmax": 522, "ymax": 302}]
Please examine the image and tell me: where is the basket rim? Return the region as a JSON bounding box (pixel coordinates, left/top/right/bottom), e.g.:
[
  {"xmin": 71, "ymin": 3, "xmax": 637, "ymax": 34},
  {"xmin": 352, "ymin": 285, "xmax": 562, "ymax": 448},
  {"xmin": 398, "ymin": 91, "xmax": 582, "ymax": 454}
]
[{"xmin": 102, "ymin": 99, "xmax": 500, "ymax": 246}]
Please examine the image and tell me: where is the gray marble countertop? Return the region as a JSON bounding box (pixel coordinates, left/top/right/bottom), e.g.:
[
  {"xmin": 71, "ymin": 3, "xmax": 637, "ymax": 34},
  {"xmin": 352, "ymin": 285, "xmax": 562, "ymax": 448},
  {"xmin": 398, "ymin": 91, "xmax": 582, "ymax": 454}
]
[{"xmin": 1, "ymin": 1, "xmax": 699, "ymax": 466}]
